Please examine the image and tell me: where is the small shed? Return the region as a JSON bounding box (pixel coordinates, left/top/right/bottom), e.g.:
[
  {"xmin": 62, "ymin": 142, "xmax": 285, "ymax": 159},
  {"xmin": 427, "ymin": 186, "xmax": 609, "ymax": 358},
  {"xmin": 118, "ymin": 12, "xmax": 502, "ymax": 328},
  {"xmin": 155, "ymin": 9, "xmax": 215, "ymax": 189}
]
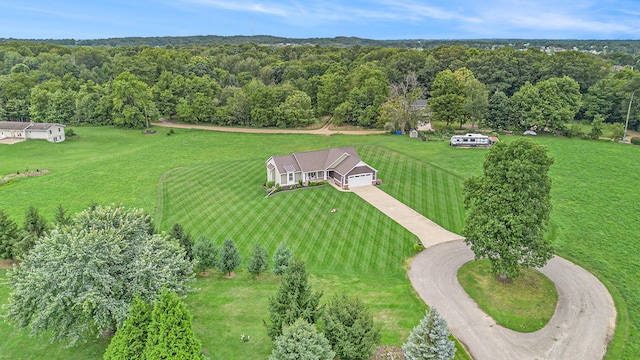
[{"xmin": 409, "ymin": 129, "xmax": 418, "ymax": 138}]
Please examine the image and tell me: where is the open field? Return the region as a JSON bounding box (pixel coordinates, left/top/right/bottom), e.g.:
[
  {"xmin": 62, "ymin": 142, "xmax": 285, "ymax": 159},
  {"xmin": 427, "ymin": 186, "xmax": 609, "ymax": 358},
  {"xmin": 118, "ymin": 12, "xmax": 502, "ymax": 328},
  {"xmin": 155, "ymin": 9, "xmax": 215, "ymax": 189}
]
[{"xmin": 1, "ymin": 126, "xmax": 639, "ymax": 358}]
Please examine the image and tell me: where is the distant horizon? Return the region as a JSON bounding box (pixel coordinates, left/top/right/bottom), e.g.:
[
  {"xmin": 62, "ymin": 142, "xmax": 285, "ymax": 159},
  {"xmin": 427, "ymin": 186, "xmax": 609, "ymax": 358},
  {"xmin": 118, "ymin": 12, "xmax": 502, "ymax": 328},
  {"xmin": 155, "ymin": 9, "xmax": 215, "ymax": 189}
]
[
  {"xmin": 2, "ymin": 34, "xmax": 638, "ymax": 42},
  {"xmin": 0, "ymin": 1, "xmax": 638, "ymax": 41}
]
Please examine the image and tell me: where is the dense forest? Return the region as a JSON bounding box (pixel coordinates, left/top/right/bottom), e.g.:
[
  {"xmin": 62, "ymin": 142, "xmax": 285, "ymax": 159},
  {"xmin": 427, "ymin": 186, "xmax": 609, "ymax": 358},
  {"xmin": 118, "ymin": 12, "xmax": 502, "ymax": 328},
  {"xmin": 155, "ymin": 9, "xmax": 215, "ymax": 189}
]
[{"xmin": 0, "ymin": 39, "xmax": 638, "ymax": 132}]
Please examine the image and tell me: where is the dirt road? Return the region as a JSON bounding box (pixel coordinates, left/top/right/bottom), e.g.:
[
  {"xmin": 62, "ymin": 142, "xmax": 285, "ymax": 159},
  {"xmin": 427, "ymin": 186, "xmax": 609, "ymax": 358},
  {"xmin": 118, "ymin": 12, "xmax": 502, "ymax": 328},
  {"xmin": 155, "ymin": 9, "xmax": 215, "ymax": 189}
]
[{"xmin": 151, "ymin": 120, "xmax": 386, "ymax": 136}]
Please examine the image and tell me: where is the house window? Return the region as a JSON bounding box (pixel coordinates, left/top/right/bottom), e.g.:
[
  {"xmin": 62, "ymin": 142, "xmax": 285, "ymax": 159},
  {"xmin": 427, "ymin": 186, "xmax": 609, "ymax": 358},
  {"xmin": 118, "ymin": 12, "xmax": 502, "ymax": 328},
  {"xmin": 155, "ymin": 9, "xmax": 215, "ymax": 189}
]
[
  {"xmin": 49, "ymin": 130, "xmax": 52, "ymax": 134},
  {"xmin": 288, "ymin": 173, "xmax": 294, "ymax": 182},
  {"xmin": 307, "ymin": 171, "xmax": 317, "ymax": 180}
]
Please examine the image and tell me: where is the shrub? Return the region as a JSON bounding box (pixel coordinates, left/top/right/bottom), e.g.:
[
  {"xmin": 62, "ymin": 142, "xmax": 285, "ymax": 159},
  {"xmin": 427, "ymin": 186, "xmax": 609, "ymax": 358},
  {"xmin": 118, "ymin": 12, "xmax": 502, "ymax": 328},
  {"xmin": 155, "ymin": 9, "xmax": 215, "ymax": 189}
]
[
  {"xmin": 217, "ymin": 239, "xmax": 241, "ymax": 276},
  {"xmin": 631, "ymin": 137, "xmax": 640, "ymax": 145},
  {"xmin": 322, "ymin": 294, "xmax": 381, "ymax": 360},
  {"xmin": 247, "ymin": 244, "xmax": 269, "ymax": 276},
  {"xmin": 192, "ymin": 236, "xmax": 218, "ymax": 274},
  {"xmin": 402, "ymin": 308, "xmax": 456, "ymax": 360},
  {"xmin": 64, "ymin": 128, "xmax": 76, "ymax": 137},
  {"xmin": 269, "ymin": 319, "xmax": 334, "ymax": 360},
  {"xmin": 273, "ymin": 243, "xmax": 293, "ymax": 275},
  {"xmin": 566, "ymin": 123, "xmax": 584, "ymax": 138}
]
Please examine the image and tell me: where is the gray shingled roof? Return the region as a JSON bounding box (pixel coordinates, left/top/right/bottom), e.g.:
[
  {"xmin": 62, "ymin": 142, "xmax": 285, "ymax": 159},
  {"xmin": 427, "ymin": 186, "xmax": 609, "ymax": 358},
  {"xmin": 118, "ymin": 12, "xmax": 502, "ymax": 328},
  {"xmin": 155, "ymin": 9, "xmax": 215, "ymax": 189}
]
[
  {"xmin": 0, "ymin": 121, "xmax": 30, "ymax": 131},
  {"xmin": 270, "ymin": 146, "xmax": 365, "ymax": 175},
  {"xmin": 27, "ymin": 123, "xmax": 57, "ymax": 131}
]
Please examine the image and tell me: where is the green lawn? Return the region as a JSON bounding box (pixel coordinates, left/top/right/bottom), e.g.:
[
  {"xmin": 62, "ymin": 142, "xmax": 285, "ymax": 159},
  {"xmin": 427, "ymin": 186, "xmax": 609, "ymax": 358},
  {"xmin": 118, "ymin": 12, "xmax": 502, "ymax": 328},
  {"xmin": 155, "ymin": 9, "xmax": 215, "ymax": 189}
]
[
  {"xmin": 457, "ymin": 260, "xmax": 558, "ymax": 332},
  {"xmin": 1, "ymin": 127, "xmax": 639, "ymax": 359}
]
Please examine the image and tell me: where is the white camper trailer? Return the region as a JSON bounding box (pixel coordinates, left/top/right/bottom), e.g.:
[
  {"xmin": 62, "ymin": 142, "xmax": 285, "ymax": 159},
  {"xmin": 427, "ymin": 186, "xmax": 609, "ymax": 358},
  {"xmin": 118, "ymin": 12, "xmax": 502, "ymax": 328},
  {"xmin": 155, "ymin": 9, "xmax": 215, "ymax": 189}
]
[{"xmin": 450, "ymin": 133, "xmax": 492, "ymax": 147}]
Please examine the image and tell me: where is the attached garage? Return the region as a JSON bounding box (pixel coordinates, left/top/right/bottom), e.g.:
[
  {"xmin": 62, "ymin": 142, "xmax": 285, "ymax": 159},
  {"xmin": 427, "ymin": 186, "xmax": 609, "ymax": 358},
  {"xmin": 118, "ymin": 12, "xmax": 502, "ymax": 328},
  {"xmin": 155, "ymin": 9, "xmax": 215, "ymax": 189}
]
[{"xmin": 348, "ymin": 173, "xmax": 373, "ymax": 188}]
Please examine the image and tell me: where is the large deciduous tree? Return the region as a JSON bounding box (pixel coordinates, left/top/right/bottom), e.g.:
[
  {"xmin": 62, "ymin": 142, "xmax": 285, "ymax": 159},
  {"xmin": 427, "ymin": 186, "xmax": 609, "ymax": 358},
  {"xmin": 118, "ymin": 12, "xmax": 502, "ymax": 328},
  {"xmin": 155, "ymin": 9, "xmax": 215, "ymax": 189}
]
[
  {"xmin": 265, "ymin": 259, "xmax": 323, "ymax": 339},
  {"xmin": 462, "ymin": 139, "xmax": 554, "ymax": 279},
  {"xmin": 111, "ymin": 72, "xmax": 156, "ymax": 129},
  {"xmin": 378, "ymin": 72, "xmax": 424, "ymax": 133},
  {"xmin": 402, "ymin": 308, "xmax": 456, "ymax": 360},
  {"xmin": 322, "ymin": 294, "xmax": 381, "ymax": 360},
  {"xmin": 5, "ymin": 205, "xmax": 193, "ymax": 345}
]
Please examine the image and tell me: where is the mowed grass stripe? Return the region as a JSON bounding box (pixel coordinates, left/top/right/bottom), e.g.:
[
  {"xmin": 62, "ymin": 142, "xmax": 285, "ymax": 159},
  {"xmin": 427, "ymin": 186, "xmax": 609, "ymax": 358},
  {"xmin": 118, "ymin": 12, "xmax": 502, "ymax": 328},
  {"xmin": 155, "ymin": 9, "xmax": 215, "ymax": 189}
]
[
  {"xmin": 158, "ymin": 159, "xmax": 416, "ymax": 275},
  {"xmin": 357, "ymin": 145, "xmax": 465, "ymax": 234}
]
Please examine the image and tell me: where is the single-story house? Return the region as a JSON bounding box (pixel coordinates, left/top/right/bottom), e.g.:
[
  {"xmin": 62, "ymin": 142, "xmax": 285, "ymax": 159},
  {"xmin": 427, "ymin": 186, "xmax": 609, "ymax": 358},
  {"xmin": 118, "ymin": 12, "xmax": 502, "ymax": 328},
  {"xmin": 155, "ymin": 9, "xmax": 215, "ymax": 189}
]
[
  {"xmin": 265, "ymin": 146, "xmax": 377, "ymax": 189},
  {"xmin": 0, "ymin": 121, "xmax": 66, "ymax": 143}
]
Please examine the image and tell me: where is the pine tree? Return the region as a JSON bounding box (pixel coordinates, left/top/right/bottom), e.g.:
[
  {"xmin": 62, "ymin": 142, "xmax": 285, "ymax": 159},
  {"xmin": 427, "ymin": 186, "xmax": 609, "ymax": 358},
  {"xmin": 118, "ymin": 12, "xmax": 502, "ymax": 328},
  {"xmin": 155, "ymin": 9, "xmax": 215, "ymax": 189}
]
[
  {"xmin": 217, "ymin": 239, "xmax": 241, "ymax": 276},
  {"xmin": 171, "ymin": 223, "xmax": 194, "ymax": 261},
  {"xmin": 322, "ymin": 294, "xmax": 381, "ymax": 360},
  {"xmin": 103, "ymin": 296, "xmax": 152, "ymax": 360},
  {"xmin": 143, "ymin": 289, "xmax": 203, "ymax": 360},
  {"xmin": 192, "ymin": 236, "xmax": 218, "ymax": 274},
  {"xmin": 265, "ymin": 259, "xmax": 323, "ymax": 339},
  {"xmin": 13, "ymin": 206, "xmax": 47, "ymax": 259},
  {"xmin": 272, "ymin": 242, "xmax": 292, "ymax": 275},
  {"xmin": 54, "ymin": 204, "xmax": 72, "ymax": 226},
  {"xmin": 247, "ymin": 244, "xmax": 268, "ymax": 276},
  {"xmin": 402, "ymin": 308, "xmax": 456, "ymax": 360},
  {"xmin": 0, "ymin": 210, "xmax": 19, "ymax": 259},
  {"xmin": 269, "ymin": 318, "xmax": 335, "ymax": 360}
]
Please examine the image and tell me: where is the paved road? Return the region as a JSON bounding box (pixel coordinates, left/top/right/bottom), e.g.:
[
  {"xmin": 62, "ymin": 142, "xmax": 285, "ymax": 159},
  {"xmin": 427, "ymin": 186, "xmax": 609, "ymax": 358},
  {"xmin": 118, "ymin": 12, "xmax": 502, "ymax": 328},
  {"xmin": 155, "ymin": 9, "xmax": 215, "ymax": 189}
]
[{"xmin": 352, "ymin": 185, "xmax": 616, "ymax": 360}]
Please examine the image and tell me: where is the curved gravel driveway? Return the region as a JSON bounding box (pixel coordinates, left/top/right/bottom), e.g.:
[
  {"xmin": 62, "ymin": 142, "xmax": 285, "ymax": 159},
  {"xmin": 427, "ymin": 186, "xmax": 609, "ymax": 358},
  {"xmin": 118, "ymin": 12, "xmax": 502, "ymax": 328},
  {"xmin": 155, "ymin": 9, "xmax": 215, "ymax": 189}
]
[{"xmin": 409, "ymin": 240, "xmax": 617, "ymax": 360}]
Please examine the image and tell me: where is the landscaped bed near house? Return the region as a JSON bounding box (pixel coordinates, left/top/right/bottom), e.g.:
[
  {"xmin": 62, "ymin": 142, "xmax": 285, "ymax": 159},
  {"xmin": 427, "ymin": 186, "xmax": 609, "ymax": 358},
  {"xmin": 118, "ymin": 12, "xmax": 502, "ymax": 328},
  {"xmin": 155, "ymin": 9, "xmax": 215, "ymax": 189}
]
[{"xmin": 0, "ymin": 126, "xmax": 638, "ymax": 359}]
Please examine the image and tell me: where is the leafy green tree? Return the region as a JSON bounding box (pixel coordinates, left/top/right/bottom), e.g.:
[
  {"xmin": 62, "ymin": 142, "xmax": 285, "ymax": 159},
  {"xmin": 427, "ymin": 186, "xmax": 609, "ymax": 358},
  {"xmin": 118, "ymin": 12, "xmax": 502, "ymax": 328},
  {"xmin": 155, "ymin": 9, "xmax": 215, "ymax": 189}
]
[
  {"xmin": 217, "ymin": 238, "xmax": 241, "ymax": 276},
  {"xmin": 143, "ymin": 289, "xmax": 204, "ymax": 360},
  {"xmin": 609, "ymin": 122, "xmax": 625, "ymax": 142},
  {"xmin": 192, "ymin": 236, "xmax": 218, "ymax": 274},
  {"xmin": 171, "ymin": 223, "xmax": 194, "ymax": 261},
  {"xmin": 463, "ymin": 75, "xmax": 489, "ymax": 131},
  {"xmin": 322, "ymin": 294, "xmax": 381, "ymax": 360},
  {"xmin": 462, "ymin": 139, "xmax": 554, "ymax": 279},
  {"xmin": 402, "ymin": 308, "xmax": 456, "ymax": 360},
  {"xmin": 0, "ymin": 210, "xmax": 19, "ymax": 259},
  {"xmin": 265, "ymin": 259, "xmax": 323, "ymax": 339},
  {"xmin": 247, "ymin": 244, "xmax": 269, "ymax": 276},
  {"xmin": 103, "ymin": 296, "xmax": 152, "ymax": 360},
  {"xmin": 111, "ymin": 72, "xmax": 156, "ymax": 129},
  {"xmin": 486, "ymin": 90, "xmax": 510, "ymax": 131},
  {"xmin": 317, "ymin": 67, "xmax": 349, "ymax": 116},
  {"xmin": 536, "ymin": 76, "xmax": 582, "ymax": 132},
  {"xmin": 54, "ymin": 204, "xmax": 72, "ymax": 226},
  {"xmin": 429, "ymin": 69, "xmax": 465, "ymax": 127},
  {"xmin": 345, "ymin": 65, "xmax": 389, "ymax": 127},
  {"xmin": 269, "ymin": 319, "xmax": 335, "ymax": 360},
  {"xmin": 276, "ymin": 90, "xmax": 315, "ymax": 128},
  {"xmin": 508, "ymin": 81, "xmax": 543, "ymax": 131},
  {"xmin": 5, "ymin": 205, "xmax": 193, "ymax": 345},
  {"xmin": 589, "ymin": 114, "xmax": 605, "ymax": 140},
  {"xmin": 273, "ymin": 242, "xmax": 293, "ymax": 275},
  {"xmin": 378, "ymin": 72, "xmax": 424, "ymax": 133}
]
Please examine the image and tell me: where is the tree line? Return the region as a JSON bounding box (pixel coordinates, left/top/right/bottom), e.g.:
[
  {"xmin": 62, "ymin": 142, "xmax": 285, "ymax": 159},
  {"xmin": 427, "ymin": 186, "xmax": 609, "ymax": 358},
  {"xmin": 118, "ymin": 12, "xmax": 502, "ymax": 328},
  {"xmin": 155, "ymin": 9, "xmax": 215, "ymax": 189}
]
[{"xmin": 0, "ymin": 41, "xmax": 638, "ymax": 132}]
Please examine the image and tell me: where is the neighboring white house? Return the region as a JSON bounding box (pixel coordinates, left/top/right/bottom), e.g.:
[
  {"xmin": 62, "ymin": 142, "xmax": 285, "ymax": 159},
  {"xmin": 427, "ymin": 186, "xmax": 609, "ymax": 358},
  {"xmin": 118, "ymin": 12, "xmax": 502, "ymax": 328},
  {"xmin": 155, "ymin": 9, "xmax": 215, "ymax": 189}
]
[
  {"xmin": 450, "ymin": 133, "xmax": 493, "ymax": 147},
  {"xmin": 266, "ymin": 146, "xmax": 377, "ymax": 189},
  {"xmin": 0, "ymin": 122, "xmax": 66, "ymax": 143}
]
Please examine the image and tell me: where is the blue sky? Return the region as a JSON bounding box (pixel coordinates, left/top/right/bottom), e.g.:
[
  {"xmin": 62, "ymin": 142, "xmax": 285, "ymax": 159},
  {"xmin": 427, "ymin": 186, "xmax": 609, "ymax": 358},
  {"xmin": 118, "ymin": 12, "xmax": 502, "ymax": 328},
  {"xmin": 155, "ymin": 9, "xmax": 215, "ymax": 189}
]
[{"xmin": 0, "ymin": 0, "xmax": 638, "ymax": 40}]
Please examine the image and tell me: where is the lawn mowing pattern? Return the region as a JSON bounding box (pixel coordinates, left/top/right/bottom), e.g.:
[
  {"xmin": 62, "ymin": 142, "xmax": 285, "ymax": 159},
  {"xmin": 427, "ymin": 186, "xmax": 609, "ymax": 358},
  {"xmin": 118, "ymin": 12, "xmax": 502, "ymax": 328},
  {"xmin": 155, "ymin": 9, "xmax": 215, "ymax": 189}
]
[
  {"xmin": 157, "ymin": 159, "xmax": 417, "ymax": 275},
  {"xmin": 356, "ymin": 145, "xmax": 465, "ymax": 234}
]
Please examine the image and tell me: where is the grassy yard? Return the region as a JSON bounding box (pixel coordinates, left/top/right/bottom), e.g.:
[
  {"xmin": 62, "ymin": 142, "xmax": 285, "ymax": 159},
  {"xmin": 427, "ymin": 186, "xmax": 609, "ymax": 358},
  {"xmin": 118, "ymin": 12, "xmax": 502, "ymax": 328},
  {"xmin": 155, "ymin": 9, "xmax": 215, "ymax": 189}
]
[
  {"xmin": 457, "ymin": 260, "xmax": 558, "ymax": 332},
  {"xmin": 1, "ymin": 127, "xmax": 639, "ymax": 359}
]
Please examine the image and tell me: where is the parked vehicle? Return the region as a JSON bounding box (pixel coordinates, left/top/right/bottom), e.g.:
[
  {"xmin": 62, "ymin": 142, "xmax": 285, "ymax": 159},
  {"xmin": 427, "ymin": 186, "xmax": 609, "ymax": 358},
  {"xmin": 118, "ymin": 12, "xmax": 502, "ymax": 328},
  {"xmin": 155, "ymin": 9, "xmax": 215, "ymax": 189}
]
[{"xmin": 450, "ymin": 133, "xmax": 493, "ymax": 147}]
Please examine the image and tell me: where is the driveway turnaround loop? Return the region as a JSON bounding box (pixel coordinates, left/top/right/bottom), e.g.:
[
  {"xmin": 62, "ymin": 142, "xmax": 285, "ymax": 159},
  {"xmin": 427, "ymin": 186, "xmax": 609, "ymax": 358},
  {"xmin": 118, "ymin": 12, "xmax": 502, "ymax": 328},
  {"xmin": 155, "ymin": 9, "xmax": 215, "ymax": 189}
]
[{"xmin": 409, "ymin": 240, "xmax": 617, "ymax": 360}]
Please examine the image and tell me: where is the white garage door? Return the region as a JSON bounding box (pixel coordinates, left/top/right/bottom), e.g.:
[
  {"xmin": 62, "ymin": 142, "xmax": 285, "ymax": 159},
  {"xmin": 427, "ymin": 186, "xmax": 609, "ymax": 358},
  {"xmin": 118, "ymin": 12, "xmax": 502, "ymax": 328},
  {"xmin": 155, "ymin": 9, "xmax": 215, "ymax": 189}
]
[{"xmin": 348, "ymin": 173, "xmax": 373, "ymax": 188}]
